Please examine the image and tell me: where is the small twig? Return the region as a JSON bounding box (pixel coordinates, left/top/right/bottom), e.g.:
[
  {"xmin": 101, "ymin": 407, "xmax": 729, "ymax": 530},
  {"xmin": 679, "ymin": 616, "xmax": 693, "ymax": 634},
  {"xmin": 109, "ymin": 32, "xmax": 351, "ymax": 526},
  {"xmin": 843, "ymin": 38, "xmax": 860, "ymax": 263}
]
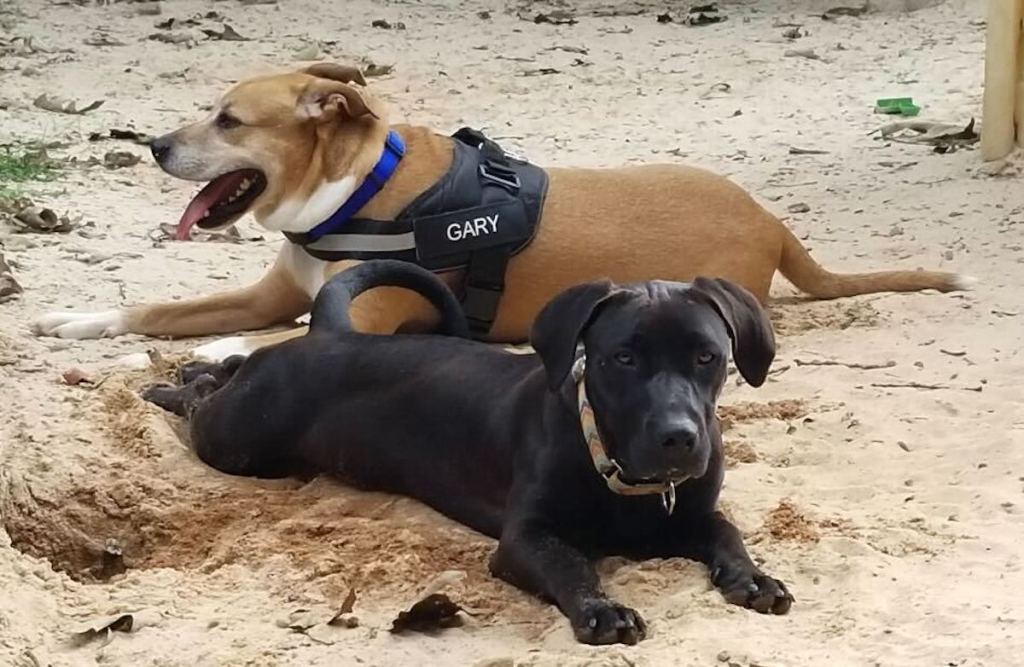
[
  {"xmin": 784, "ymin": 48, "xmax": 825, "ymax": 61},
  {"xmin": 699, "ymin": 82, "xmax": 732, "ymax": 99},
  {"xmin": 938, "ymin": 349, "xmax": 966, "ymax": 357},
  {"xmin": 870, "ymin": 382, "xmax": 983, "ymax": 393},
  {"xmin": 795, "ymin": 359, "xmax": 895, "ymax": 370}
]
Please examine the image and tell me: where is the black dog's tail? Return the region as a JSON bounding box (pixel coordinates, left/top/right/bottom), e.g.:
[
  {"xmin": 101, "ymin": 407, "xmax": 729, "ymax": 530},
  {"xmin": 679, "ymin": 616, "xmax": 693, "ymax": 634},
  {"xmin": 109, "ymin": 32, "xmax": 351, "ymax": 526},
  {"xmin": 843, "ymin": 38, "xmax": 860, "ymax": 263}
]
[{"xmin": 308, "ymin": 260, "xmax": 469, "ymax": 338}]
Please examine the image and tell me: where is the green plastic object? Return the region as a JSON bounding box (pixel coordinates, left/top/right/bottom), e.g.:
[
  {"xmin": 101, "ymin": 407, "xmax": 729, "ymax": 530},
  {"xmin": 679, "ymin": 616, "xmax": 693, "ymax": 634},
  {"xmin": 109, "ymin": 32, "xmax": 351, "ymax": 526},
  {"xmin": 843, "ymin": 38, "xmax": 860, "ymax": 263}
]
[{"xmin": 875, "ymin": 97, "xmax": 920, "ymax": 117}]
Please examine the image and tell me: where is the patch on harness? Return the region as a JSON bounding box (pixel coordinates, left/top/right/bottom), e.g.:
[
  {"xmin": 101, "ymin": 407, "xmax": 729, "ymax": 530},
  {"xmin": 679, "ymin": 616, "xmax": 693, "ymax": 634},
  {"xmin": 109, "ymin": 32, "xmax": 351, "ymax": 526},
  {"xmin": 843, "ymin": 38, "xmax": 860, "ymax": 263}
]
[
  {"xmin": 415, "ymin": 200, "xmax": 530, "ymax": 270},
  {"xmin": 284, "ymin": 126, "xmax": 548, "ymax": 337}
]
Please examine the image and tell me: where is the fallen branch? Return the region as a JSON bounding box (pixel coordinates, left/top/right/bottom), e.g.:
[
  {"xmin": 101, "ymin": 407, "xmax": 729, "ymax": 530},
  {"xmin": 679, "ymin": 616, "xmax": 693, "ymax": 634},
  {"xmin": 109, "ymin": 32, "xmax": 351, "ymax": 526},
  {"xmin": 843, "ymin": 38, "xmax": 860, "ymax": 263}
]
[
  {"xmin": 869, "ymin": 382, "xmax": 983, "ymax": 393},
  {"xmin": 795, "ymin": 359, "xmax": 895, "ymax": 370}
]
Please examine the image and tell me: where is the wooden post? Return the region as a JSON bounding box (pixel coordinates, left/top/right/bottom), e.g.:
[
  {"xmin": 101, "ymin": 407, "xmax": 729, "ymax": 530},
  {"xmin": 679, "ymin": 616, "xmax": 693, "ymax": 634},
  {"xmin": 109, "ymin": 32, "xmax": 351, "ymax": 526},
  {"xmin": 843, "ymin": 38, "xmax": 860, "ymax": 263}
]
[{"xmin": 982, "ymin": 0, "xmax": 1023, "ymax": 160}]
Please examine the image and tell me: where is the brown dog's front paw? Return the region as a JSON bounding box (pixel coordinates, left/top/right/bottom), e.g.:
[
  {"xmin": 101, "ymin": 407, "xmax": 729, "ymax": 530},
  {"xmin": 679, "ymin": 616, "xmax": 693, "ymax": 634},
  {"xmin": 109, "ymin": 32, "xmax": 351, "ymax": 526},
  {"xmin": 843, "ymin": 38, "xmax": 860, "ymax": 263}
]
[
  {"xmin": 571, "ymin": 598, "xmax": 647, "ymax": 645},
  {"xmin": 715, "ymin": 569, "xmax": 793, "ymax": 615}
]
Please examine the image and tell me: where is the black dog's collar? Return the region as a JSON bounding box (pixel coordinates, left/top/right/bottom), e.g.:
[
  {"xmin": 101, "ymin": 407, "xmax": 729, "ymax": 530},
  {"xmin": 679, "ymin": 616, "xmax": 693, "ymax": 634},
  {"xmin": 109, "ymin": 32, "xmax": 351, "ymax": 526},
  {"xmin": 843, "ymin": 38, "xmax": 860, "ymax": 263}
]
[{"xmin": 571, "ymin": 348, "xmax": 683, "ymax": 514}]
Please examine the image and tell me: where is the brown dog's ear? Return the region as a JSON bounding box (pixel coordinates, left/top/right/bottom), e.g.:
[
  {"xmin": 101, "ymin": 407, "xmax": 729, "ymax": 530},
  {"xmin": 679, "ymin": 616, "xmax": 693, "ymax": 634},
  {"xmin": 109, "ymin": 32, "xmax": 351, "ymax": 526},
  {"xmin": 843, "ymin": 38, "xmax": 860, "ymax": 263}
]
[
  {"xmin": 530, "ymin": 281, "xmax": 617, "ymax": 391},
  {"xmin": 303, "ymin": 63, "xmax": 368, "ymax": 87},
  {"xmin": 691, "ymin": 277, "xmax": 776, "ymax": 387},
  {"xmin": 298, "ymin": 65, "xmax": 380, "ymax": 121}
]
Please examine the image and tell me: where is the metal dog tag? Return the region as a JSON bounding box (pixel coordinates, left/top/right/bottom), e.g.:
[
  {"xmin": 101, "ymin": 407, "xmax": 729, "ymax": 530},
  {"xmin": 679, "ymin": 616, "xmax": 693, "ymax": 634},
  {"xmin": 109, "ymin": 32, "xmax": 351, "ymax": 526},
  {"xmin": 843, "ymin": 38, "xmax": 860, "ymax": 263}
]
[{"xmin": 661, "ymin": 484, "xmax": 677, "ymax": 515}]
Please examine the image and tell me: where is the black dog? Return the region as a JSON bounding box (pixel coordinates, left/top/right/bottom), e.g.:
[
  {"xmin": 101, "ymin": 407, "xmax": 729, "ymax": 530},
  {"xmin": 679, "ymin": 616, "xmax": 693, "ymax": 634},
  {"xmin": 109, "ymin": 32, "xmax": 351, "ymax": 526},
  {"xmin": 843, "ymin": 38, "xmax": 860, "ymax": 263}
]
[{"xmin": 144, "ymin": 260, "xmax": 793, "ymax": 645}]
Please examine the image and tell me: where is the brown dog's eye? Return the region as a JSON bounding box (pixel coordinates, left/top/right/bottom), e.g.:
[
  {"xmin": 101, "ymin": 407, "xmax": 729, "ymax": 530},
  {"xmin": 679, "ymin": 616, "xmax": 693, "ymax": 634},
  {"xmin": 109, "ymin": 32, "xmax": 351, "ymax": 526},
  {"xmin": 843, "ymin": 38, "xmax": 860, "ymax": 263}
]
[
  {"xmin": 215, "ymin": 111, "xmax": 242, "ymax": 130},
  {"xmin": 614, "ymin": 351, "xmax": 635, "ymax": 366},
  {"xmin": 697, "ymin": 352, "xmax": 715, "ymax": 365}
]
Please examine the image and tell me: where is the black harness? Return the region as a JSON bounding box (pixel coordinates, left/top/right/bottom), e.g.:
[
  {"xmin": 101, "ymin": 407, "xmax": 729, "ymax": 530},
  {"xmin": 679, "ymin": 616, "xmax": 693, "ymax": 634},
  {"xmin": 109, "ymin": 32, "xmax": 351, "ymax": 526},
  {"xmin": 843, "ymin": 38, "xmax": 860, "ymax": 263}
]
[{"xmin": 284, "ymin": 128, "xmax": 549, "ymax": 338}]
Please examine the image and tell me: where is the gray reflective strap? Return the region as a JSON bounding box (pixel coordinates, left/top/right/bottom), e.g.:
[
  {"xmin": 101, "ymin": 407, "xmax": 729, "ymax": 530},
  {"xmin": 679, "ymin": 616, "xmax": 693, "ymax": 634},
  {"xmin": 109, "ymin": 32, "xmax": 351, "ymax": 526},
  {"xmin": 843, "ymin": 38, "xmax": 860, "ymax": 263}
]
[{"xmin": 304, "ymin": 231, "xmax": 417, "ymax": 254}]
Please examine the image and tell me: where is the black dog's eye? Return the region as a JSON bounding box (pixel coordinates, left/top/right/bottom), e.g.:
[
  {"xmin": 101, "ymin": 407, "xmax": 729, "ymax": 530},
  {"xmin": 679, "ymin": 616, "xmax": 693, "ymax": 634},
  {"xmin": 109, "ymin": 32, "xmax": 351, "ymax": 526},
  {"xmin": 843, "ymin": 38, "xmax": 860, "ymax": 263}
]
[
  {"xmin": 697, "ymin": 352, "xmax": 715, "ymax": 365},
  {"xmin": 696, "ymin": 351, "xmax": 715, "ymax": 365},
  {"xmin": 614, "ymin": 351, "xmax": 635, "ymax": 366},
  {"xmin": 215, "ymin": 111, "xmax": 242, "ymax": 130}
]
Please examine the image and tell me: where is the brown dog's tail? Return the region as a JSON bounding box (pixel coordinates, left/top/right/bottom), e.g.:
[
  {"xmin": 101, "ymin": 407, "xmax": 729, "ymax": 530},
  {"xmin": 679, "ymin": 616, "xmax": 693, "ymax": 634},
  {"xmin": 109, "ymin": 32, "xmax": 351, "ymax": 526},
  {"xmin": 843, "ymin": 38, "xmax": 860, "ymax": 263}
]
[{"xmin": 777, "ymin": 225, "xmax": 973, "ymax": 299}]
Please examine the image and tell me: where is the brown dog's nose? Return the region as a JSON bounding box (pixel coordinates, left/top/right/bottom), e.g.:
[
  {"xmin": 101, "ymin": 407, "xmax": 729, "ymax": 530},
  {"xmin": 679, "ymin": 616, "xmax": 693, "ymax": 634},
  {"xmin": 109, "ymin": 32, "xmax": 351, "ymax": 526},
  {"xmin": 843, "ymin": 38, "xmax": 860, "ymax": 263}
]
[{"xmin": 150, "ymin": 137, "xmax": 172, "ymax": 163}]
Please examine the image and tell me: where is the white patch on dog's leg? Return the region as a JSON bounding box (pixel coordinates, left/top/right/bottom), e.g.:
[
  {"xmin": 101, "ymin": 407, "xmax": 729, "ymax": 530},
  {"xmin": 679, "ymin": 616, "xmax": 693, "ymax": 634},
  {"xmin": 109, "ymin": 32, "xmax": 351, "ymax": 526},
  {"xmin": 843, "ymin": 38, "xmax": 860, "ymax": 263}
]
[
  {"xmin": 192, "ymin": 336, "xmax": 255, "ymax": 362},
  {"xmin": 258, "ymin": 176, "xmax": 358, "ymax": 233},
  {"xmin": 952, "ymin": 275, "xmax": 978, "ymax": 291},
  {"xmin": 33, "ymin": 310, "xmax": 127, "ymax": 339}
]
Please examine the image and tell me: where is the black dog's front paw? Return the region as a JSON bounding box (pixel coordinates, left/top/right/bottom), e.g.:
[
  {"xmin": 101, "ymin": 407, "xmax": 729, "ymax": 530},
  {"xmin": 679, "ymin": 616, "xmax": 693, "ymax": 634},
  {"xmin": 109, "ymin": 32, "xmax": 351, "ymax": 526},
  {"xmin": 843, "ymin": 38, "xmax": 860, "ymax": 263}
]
[
  {"xmin": 141, "ymin": 383, "xmax": 186, "ymax": 415},
  {"xmin": 178, "ymin": 355, "xmax": 246, "ymax": 385},
  {"xmin": 571, "ymin": 598, "xmax": 647, "ymax": 645},
  {"xmin": 714, "ymin": 567, "xmax": 793, "ymax": 615},
  {"xmin": 141, "ymin": 373, "xmax": 220, "ymax": 417}
]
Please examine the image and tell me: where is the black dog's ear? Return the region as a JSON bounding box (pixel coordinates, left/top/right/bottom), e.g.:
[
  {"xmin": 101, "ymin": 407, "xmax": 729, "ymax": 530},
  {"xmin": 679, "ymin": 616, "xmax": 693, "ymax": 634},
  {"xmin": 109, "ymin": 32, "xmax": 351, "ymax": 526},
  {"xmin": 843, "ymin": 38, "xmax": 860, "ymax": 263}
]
[
  {"xmin": 691, "ymin": 277, "xmax": 776, "ymax": 387},
  {"xmin": 531, "ymin": 280, "xmax": 617, "ymax": 390}
]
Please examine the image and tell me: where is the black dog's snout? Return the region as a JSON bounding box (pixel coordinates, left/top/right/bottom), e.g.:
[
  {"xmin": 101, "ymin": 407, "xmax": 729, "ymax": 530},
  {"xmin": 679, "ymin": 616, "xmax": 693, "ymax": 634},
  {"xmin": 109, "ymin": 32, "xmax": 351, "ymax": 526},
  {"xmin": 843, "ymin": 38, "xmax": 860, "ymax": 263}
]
[
  {"xmin": 656, "ymin": 420, "xmax": 699, "ymax": 450},
  {"xmin": 150, "ymin": 136, "xmax": 172, "ymax": 163}
]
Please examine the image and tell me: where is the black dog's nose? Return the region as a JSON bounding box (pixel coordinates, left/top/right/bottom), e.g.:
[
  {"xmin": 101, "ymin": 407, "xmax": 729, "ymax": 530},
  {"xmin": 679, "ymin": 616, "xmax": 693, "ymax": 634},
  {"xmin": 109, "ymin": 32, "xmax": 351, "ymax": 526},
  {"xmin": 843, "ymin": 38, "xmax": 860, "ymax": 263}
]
[
  {"xmin": 657, "ymin": 420, "xmax": 698, "ymax": 450},
  {"xmin": 150, "ymin": 137, "xmax": 172, "ymax": 163}
]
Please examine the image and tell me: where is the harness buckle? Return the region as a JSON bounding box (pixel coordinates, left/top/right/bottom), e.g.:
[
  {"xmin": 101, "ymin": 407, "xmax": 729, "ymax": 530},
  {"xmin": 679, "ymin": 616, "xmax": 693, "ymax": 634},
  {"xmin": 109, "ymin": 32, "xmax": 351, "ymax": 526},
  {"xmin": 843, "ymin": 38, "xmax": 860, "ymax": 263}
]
[
  {"xmin": 462, "ymin": 283, "xmax": 504, "ymax": 335},
  {"xmin": 479, "ymin": 161, "xmax": 521, "ymax": 192}
]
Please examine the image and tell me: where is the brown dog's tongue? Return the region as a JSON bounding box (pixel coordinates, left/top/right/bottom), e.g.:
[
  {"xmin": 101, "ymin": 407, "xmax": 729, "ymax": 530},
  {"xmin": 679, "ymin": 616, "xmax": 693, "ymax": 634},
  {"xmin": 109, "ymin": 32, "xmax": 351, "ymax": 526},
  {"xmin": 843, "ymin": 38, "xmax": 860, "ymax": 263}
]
[{"xmin": 174, "ymin": 172, "xmax": 247, "ymax": 240}]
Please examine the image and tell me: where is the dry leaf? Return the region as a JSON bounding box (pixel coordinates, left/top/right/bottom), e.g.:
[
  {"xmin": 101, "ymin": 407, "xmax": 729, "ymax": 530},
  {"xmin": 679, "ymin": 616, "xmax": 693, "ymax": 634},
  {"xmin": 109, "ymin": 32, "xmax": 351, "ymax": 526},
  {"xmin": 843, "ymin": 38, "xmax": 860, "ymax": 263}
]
[
  {"xmin": 371, "ymin": 19, "xmax": 406, "ymax": 30},
  {"xmin": 390, "ymin": 594, "xmax": 464, "ymax": 634},
  {"xmin": 153, "ymin": 222, "xmax": 257, "ymax": 244},
  {"xmin": 61, "ymin": 368, "xmax": 94, "ymax": 386},
  {"xmin": 95, "ymin": 538, "xmax": 127, "ymax": 579},
  {"xmin": 202, "ymin": 24, "xmax": 249, "ymax": 41},
  {"xmin": 277, "ymin": 591, "xmax": 360, "ymax": 645},
  {"xmin": 70, "ymin": 610, "xmax": 159, "ymax": 641},
  {"xmin": 0, "ymin": 253, "xmax": 22, "ymax": 303},
  {"xmin": 84, "ymin": 32, "xmax": 126, "ymax": 47},
  {"xmin": 531, "ymin": 11, "xmax": 577, "ymax": 25},
  {"xmin": 278, "ymin": 608, "xmax": 325, "ymax": 632},
  {"xmin": 363, "ymin": 63, "xmax": 393, "ymax": 77},
  {"xmin": 103, "ymin": 151, "xmax": 141, "ymax": 169},
  {"xmin": 148, "ymin": 31, "xmax": 195, "ymax": 45},
  {"xmin": 874, "ymin": 119, "xmax": 979, "ymax": 146},
  {"xmin": 784, "ymin": 48, "xmax": 823, "ymax": 61},
  {"xmin": 88, "ymin": 128, "xmax": 154, "ymax": 145},
  {"xmin": 33, "ymin": 94, "xmax": 104, "ymax": 115},
  {"xmin": 331, "ymin": 588, "xmax": 358, "ymax": 619},
  {"xmin": 389, "ymin": 571, "xmax": 468, "ymax": 634},
  {"xmin": 522, "ymin": 68, "xmax": 560, "ymax": 77},
  {"xmin": 11, "ymin": 205, "xmax": 76, "ymax": 233}
]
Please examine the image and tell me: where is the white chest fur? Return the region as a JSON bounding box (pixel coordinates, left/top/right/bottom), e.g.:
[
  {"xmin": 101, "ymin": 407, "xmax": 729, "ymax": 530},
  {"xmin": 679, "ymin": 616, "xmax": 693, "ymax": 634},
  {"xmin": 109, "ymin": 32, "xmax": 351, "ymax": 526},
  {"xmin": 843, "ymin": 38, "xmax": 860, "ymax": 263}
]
[
  {"xmin": 259, "ymin": 176, "xmax": 358, "ymax": 233},
  {"xmin": 279, "ymin": 242, "xmax": 329, "ymax": 298}
]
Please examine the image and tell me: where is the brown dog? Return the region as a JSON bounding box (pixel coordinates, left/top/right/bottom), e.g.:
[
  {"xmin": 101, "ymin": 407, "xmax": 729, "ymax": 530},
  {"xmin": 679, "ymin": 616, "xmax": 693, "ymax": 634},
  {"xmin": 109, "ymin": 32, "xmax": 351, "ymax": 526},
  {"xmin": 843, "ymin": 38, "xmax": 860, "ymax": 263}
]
[{"xmin": 34, "ymin": 64, "xmax": 967, "ymax": 359}]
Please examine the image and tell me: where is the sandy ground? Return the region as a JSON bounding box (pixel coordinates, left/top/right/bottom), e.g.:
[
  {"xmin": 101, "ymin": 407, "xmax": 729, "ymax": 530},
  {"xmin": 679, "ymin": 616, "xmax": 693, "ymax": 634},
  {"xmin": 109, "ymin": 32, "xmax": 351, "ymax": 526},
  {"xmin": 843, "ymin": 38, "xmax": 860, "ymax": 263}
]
[{"xmin": 2, "ymin": 0, "xmax": 1023, "ymax": 665}]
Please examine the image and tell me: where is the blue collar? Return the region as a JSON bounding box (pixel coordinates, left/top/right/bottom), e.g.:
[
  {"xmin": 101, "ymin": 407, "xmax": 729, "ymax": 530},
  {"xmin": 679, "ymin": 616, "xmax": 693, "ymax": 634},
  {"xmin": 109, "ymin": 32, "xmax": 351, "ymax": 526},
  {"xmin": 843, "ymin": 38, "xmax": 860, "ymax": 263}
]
[{"xmin": 304, "ymin": 130, "xmax": 406, "ymax": 242}]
